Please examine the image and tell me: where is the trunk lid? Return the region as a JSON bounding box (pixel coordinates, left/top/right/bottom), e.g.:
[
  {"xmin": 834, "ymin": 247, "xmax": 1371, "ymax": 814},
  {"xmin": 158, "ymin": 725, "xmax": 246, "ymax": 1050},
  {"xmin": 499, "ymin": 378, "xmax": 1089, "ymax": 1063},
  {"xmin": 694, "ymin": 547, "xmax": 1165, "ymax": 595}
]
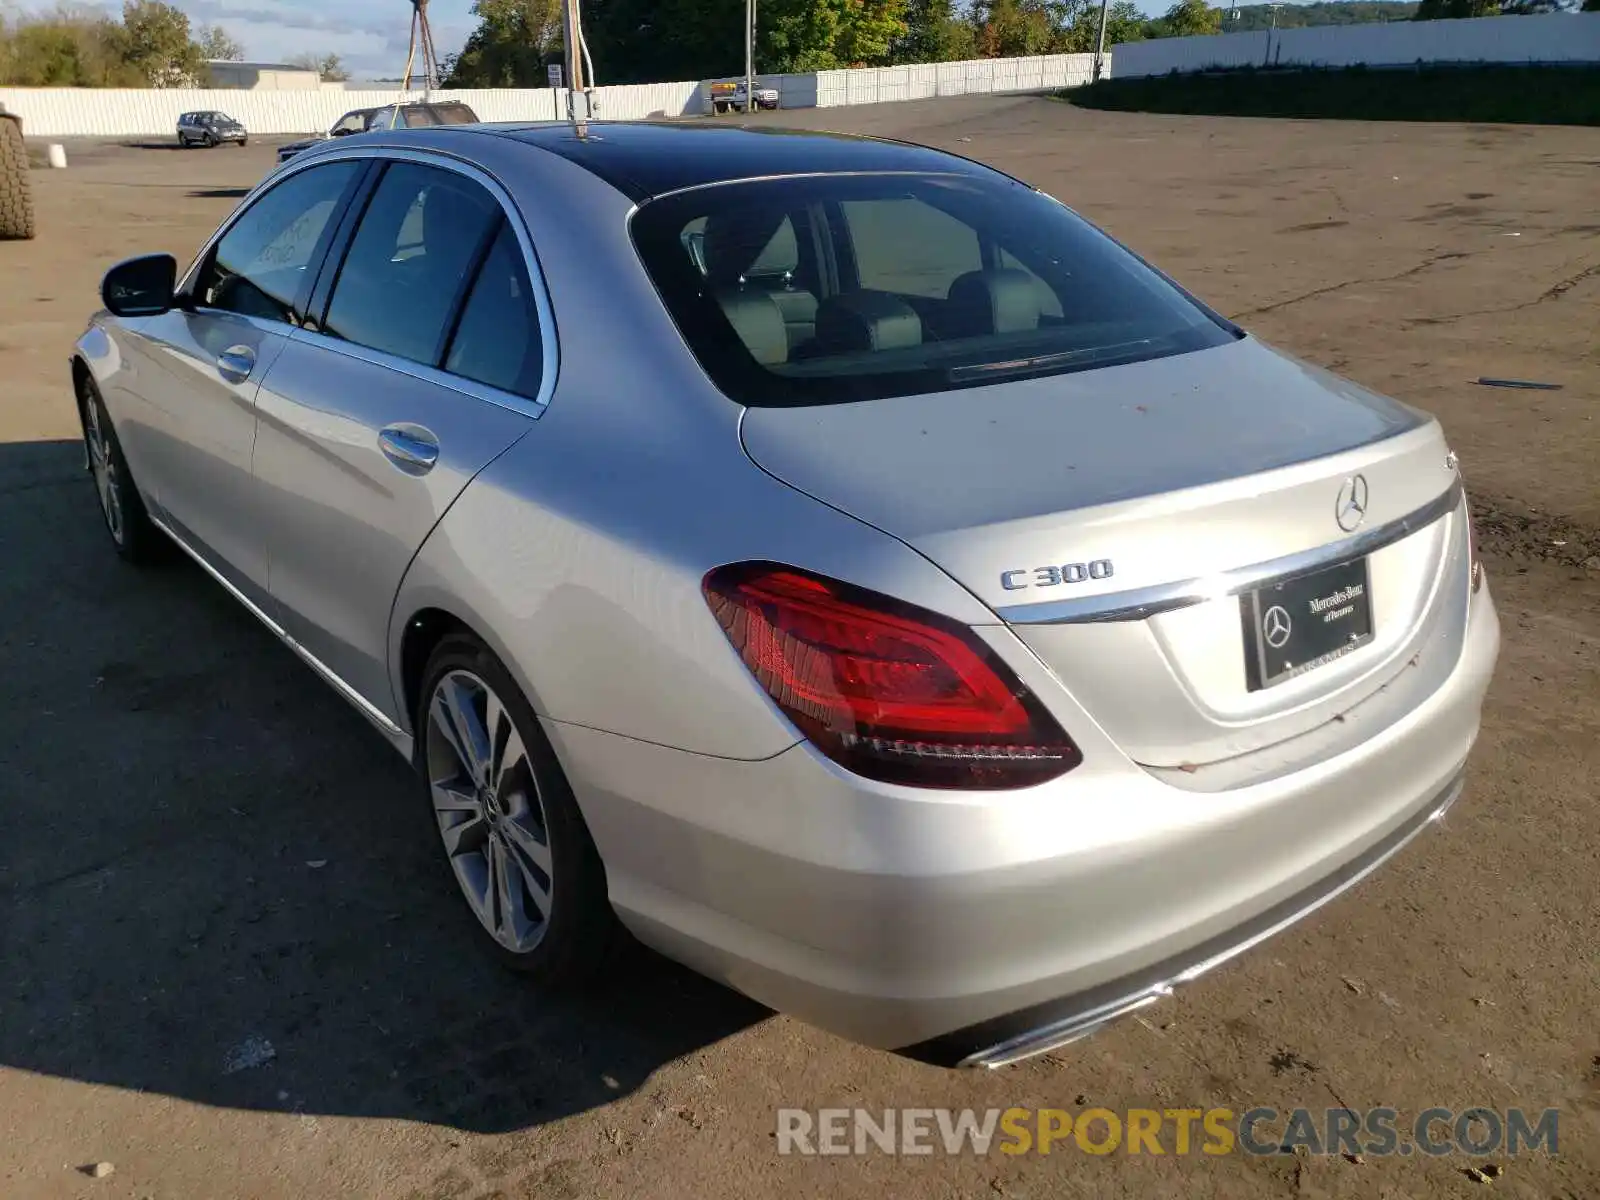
[{"xmin": 740, "ymin": 339, "xmax": 1469, "ymax": 767}]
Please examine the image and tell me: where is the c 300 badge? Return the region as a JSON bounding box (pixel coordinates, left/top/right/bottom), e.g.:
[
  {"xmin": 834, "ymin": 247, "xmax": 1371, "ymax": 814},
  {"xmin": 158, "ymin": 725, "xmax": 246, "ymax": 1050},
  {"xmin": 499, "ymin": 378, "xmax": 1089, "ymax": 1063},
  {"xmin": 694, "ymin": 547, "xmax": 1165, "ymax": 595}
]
[{"xmin": 1000, "ymin": 559, "xmax": 1114, "ymax": 592}]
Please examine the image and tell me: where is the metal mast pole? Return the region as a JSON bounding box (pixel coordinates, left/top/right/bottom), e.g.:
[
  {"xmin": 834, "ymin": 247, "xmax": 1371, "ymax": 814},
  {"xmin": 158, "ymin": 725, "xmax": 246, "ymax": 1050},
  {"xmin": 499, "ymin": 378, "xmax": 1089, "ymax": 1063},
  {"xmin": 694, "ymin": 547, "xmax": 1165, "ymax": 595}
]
[
  {"xmin": 564, "ymin": 0, "xmax": 588, "ymax": 130},
  {"xmin": 1093, "ymin": 0, "xmax": 1110, "ymax": 83},
  {"xmin": 745, "ymin": 0, "xmax": 755, "ymax": 114}
]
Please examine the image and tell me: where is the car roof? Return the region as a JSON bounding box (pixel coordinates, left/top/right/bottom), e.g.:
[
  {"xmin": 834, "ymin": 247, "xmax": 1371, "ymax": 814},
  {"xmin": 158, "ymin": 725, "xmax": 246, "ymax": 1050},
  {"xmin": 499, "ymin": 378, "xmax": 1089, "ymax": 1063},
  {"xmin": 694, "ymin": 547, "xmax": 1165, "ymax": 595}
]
[{"xmin": 444, "ymin": 121, "xmax": 999, "ymax": 204}]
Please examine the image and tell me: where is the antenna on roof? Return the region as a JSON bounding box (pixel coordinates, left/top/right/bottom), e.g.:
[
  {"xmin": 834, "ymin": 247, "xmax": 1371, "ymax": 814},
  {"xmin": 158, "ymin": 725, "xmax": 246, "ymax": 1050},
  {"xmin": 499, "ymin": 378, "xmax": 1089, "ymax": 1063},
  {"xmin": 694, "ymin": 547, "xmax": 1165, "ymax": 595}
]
[{"xmin": 402, "ymin": 0, "xmax": 441, "ymax": 97}]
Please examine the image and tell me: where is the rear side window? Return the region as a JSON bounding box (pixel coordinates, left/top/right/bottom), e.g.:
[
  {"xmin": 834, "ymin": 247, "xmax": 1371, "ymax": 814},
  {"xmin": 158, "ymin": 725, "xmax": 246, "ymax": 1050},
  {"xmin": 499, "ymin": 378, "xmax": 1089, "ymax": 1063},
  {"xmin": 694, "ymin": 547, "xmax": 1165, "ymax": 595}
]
[
  {"xmin": 630, "ymin": 172, "xmax": 1238, "ymax": 407},
  {"xmin": 323, "ymin": 162, "xmax": 500, "ymax": 366},
  {"xmin": 443, "ymin": 224, "xmax": 543, "ymax": 398}
]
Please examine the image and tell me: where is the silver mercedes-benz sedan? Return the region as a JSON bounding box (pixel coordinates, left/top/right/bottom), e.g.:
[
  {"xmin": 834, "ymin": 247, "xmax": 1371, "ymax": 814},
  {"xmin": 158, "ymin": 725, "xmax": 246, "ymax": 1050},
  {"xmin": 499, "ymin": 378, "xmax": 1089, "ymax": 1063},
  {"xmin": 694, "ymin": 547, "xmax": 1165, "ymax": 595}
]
[{"xmin": 71, "ymin": 120, "xmax": 1500, "ymax": 1068}]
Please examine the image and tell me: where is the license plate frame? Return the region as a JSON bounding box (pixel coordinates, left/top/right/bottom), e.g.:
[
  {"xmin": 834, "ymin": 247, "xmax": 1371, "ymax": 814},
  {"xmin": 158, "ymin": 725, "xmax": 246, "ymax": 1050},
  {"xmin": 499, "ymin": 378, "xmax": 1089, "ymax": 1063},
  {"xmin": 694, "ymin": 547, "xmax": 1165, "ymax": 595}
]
[{"xmin": 1241, "ymin": 557, "xmax": 1375, "ymax": 692}]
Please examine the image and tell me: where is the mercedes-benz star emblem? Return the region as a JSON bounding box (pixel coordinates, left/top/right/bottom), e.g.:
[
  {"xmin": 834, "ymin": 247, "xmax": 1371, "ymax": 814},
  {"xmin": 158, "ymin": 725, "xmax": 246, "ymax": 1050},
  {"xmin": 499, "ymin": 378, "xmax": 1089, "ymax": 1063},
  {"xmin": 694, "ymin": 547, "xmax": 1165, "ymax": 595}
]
[
  {"xmin": 1335, "ymin": 474, "xmax": 1370, "ymax": 533},
  {"xmin": 1263, "ymin": 605, "xmax": 1293, "ymax": 650}
]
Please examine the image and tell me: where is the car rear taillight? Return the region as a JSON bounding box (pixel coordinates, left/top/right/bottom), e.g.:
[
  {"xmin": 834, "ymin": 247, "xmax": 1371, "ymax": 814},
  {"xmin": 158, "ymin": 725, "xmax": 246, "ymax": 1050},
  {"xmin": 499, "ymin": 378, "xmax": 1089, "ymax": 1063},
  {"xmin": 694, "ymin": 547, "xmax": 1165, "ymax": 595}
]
[{"xmin": 703, "ymin": 562, "xmax": 1081, "ymax": 789}]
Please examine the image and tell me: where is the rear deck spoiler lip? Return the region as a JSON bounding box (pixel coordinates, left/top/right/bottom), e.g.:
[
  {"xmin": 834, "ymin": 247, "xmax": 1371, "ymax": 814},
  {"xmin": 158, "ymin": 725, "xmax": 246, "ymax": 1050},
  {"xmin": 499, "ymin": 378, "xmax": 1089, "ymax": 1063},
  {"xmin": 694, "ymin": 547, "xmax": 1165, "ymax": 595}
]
[{"xmin": 995, "ymin": 478, "xmax": 1464, "ymax": 627}]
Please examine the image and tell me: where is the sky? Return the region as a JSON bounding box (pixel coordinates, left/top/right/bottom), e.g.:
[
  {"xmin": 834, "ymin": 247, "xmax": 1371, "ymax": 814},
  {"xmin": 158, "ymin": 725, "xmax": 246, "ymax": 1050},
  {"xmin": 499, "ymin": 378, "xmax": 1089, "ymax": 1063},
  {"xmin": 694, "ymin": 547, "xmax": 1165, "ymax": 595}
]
[{"xmin": 46, "ymin": 1, "xmax": 481, "ymax": 79}]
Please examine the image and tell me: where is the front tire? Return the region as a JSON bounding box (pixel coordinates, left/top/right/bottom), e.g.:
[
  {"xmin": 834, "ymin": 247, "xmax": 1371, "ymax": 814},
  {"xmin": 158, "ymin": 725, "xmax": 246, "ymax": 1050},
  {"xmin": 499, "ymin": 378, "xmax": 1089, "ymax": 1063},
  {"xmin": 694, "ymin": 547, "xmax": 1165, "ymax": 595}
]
[
  {"xmin": 81, "ymin": 380, "xmax": 163, "ymax": 564},
  {"xmin": 418, "ymin": 633, "xmax": 620, "ymax": 985}
]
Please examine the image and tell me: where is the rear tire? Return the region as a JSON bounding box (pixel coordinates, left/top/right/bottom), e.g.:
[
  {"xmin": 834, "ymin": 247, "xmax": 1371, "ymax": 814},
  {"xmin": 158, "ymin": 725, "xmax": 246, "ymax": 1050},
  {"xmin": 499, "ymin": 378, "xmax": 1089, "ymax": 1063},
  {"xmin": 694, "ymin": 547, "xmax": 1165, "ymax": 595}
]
[
  {"xmin": 80, "ymin": 379, "xmax": 164, "ymax": 565},
  {"xmin": 0, "ymin": 117, "xmax": 37, "ymax": 241},
  {"xmin": 417, "ymin": 633, "xmax": 621, "ymax": 986}
]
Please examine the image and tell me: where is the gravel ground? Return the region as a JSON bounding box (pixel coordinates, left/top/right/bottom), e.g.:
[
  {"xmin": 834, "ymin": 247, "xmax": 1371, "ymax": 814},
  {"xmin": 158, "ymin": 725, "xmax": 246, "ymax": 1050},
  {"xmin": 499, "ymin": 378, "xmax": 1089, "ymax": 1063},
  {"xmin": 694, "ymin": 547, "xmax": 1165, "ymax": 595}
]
[{"xmin": 1, "ymin": 98, "xmax": 1596, "ymax": 1199}]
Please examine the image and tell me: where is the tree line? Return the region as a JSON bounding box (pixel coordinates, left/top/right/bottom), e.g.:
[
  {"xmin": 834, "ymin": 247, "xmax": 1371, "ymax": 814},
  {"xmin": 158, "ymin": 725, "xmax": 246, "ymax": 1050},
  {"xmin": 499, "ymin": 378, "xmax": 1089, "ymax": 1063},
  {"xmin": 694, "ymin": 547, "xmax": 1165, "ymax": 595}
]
[
  {"xmin": 0, "ymin": 2, "xmax": 349, "ymax": 88},
  {"xmin": 441, "ymin": 0, "xmax": 1233, "ymax": 87},
  {"xmin": 442, "ymin": 0, "xmax": 1594, "ymax": 88}
]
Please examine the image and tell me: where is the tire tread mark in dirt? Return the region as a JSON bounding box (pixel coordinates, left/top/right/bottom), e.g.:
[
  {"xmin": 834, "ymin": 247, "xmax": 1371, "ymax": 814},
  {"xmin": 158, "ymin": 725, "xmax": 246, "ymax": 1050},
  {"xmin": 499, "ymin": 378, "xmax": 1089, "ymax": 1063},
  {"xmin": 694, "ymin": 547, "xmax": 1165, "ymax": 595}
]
[{"xmin": 1231, "ymin": 250, "xmax": 1476, "ymax": 319}]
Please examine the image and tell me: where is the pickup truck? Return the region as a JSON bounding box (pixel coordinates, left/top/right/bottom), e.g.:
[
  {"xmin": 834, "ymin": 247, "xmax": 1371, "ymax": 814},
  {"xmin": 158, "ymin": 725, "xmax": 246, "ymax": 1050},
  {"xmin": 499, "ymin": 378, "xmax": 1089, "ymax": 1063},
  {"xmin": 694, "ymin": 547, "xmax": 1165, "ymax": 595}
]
[{"xmin": 708, "ymin": 80, "xmax": 780, "ymax": 114}]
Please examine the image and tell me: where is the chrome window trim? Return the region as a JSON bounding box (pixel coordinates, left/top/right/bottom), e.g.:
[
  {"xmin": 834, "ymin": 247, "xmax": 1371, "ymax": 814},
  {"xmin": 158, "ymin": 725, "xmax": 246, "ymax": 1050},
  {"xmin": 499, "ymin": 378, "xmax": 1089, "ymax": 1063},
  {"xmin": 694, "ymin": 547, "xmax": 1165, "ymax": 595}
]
[
  {"xmin": 996, "ymin": 479, "xmax": 1464, "ymax": 626},
  {"xmin": 286, "ymin": 326, "xmax": 547, "ymax": 421},
  {"xmin": 176, "ymin": 143, "xmax": 560, "ymax": 418}
]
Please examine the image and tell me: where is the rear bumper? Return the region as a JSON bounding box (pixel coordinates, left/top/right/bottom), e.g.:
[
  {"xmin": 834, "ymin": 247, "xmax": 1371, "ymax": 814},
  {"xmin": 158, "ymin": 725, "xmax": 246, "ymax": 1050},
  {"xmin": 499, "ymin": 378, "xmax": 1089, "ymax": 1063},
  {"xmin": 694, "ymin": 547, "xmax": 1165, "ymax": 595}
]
[
  {"xmin": 545, "ymin": 580, "xmax": 1499, "ymax": 1060},
  {"xmin": 907, "ymin": 766, "xmax": 1463, "ymax": 1067}
]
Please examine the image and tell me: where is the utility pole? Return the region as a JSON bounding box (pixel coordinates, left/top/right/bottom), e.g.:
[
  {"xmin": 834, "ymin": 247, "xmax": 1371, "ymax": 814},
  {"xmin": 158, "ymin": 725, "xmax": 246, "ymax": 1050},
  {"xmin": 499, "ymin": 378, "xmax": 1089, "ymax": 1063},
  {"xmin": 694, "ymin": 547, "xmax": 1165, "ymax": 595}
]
[
  {"xmin": 745, "ymin": 0, "xmax": 756, "ymax": 114},
  {"xmin": 1093, "ymin": 0, "xmax": 1110, "ymax": 83},
  {"xmin": 564, "ymin": 0, "xmax": 588, "ymax": 129}
]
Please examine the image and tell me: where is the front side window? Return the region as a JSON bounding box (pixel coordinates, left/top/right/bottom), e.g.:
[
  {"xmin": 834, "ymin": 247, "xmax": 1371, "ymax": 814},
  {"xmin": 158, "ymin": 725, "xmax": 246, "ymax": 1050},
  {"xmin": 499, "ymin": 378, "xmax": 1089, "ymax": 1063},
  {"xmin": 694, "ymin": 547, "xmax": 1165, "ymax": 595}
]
[
  {"xmin": 194, "ymin": 161, "xmax": 361, "ymax": 324},
  {"xmin": 323, "ymin": 162, "xmax": 500, "ymax": 366},
  {"xmin": 331, "ymin": 111, "xmax": 368, "ymax": 136},
  {"xmin": 631, "ymin": 172, "xmax": 1238, "ymax": 407}
]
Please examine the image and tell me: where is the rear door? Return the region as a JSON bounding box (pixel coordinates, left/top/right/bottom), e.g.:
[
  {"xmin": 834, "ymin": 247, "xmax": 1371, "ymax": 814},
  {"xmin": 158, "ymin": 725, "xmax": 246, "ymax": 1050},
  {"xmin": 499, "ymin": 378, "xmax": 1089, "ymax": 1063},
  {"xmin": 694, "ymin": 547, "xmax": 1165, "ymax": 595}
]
[{"xmin": 252, "ymin": 153, "xmax": 550, "ymax": 723}]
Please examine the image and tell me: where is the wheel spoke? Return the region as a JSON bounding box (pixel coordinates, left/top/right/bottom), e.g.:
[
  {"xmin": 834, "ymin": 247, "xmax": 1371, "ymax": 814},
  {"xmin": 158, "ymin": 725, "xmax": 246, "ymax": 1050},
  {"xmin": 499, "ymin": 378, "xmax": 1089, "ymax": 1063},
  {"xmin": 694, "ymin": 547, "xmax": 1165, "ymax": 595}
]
[
  {"xmin": 490, "ymin": 835, "xmax": 528, "ymax": 939},
  {"xmin": 439, "ymin": 812, "xmax": 488, "ymax": 858},
  {"xmin": 430, "ymin": 780, "xmax": 478, "ymax": 813},
  {"xmin": 503, "ymin": 815, "xmax": 553, "ymax": 878},
  {"xmin": 486, "ymin": 691, "xmax": 528, "ymax": 794},
  {"xmin": 446, "ymin": 676, "xmax": 492, "ymax": 783},
  {"xmin": 430, "ymin": 678, "xmax": 489, "ymax": 784},
  {"xmin": 500, "ymin": 832, "xmax": 550, "ymax": 925}
]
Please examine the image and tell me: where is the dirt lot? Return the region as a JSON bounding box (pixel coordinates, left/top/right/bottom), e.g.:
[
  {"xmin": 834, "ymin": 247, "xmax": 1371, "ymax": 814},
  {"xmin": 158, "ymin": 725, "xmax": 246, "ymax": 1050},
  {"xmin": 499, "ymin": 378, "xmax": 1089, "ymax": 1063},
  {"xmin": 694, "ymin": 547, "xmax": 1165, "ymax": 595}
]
[{"xmin": 1, "ymin": 97, "xmax": 1596, "ymax": 1199}]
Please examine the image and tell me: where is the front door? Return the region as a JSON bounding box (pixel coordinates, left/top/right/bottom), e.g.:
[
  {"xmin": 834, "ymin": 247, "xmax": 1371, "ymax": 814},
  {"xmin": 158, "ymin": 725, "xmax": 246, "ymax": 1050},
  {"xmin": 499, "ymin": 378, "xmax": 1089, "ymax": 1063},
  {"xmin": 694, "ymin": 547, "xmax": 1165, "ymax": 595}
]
[
  {"xmin": 124, "ymin": 160, "xmax": 365, "ymax": 605},
  {"xmin": 253, "ymin": 157, "xmax": 549, "ymax": 722}
]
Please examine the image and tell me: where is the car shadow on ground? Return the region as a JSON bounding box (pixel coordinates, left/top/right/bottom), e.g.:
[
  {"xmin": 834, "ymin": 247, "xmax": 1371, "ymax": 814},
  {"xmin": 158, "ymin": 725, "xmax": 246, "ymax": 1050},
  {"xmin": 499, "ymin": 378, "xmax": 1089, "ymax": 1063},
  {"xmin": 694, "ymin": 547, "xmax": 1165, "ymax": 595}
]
[
  {"xmin": 189, "ymin": 187, "xmax": 253, "ymax": 199},
  {"xmin": 0, "ymin": 439, "xmax": 769, "ymax": 1134}
]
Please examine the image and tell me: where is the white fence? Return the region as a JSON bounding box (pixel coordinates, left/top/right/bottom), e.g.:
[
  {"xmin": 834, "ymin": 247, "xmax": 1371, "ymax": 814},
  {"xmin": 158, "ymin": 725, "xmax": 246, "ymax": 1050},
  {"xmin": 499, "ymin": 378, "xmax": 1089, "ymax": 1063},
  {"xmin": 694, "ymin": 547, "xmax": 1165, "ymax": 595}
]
[
  {"xmin": 1110, "ymin": 11, "xmax": 1600, "ymax": 78},
  {"xmin": 814, "ymin": 55, "xmax": 1099, "ymax": 106},
  {"xmin": 0, "ymin": 54, "xmax": 1100, "ymax": 139},
  {"xmin": 0, "ymin": 83, "xmax": 704, "ymax": 139}
]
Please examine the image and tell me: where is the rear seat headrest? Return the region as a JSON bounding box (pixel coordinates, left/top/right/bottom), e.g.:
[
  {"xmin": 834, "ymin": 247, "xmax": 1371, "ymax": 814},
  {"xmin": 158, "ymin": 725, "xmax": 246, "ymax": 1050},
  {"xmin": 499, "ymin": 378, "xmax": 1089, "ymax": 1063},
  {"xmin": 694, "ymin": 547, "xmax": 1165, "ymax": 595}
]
[
  {"xmin": 814, "ymin": 291, "xmax": 923, "ymax": 355},
  {"xmin": 717, "ymin": 289, "xmax": 789, "ymax": 366},
  {"xmin": 948, "ymin": 268, "xmax": 1043, "ymax": 336}
]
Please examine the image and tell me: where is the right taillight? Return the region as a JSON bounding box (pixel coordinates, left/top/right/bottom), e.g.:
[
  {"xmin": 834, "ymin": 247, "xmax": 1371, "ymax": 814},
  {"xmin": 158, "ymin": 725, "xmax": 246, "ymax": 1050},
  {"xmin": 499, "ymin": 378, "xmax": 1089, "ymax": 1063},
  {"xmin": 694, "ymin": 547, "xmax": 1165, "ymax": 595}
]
[{"xmin": 703, "ymin": 562, "xmax": 1082, "ymax": 790}]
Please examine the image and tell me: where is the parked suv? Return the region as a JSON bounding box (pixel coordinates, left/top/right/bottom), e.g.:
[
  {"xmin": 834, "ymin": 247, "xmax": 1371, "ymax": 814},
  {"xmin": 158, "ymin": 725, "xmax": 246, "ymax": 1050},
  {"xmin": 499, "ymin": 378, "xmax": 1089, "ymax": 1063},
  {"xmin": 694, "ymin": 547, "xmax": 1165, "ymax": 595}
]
[
  {"xmin": 275, "ymin": 101, "xmax": 479, "ymax": 167},
  {"xmin": 177, "ymin": 111, "xmax": 248, "ymax": 148}
]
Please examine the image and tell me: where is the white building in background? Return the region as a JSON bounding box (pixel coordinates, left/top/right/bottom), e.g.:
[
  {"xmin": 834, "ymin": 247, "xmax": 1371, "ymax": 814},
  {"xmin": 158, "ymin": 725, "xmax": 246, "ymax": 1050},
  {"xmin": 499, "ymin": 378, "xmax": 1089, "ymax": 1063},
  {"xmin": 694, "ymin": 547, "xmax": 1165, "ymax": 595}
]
[{"xmin": 204, "ymin": 61, "xmax": 344, "ymax": 91}]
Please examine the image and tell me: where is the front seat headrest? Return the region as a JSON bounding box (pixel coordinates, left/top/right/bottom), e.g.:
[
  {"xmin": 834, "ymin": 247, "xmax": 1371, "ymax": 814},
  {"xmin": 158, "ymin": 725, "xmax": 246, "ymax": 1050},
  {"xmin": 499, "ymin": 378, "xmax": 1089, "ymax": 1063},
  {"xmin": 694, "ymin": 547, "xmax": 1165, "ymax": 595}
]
[
  {"xmin": 813, "ymin": 291, "xmax": 923, "ymax": 355},
  {"xmin": 948, "ymin": 268, "xmax": 1044, "ymax": 336},
  {"xmin": 717, "ymin": 289, "xmax": 789, "ymax": 367}
]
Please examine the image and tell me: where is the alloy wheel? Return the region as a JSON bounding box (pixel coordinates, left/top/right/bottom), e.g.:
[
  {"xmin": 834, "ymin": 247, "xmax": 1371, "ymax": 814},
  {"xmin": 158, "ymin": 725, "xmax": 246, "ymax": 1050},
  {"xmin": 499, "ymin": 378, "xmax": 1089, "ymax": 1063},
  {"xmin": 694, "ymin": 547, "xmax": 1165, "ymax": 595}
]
[
  {"xmin": 84, "ymin": 399, "xmax": 124, "ymax": 545},
  {"xmin": 425, "ymin": 669, "xmax": 554, "ymax": 953}
]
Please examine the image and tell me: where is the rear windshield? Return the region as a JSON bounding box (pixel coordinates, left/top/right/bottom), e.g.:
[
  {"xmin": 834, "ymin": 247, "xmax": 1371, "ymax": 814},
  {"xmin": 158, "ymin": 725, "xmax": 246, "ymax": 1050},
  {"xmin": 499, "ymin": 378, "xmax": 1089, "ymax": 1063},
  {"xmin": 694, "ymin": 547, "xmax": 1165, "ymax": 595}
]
[
  {"xmin": 630, "ymin": 172, "xmax": 1238, "ymax": 407},
  {"xmin": 428, "ymin": 104, "xmax": 478, "ymax": 125}
]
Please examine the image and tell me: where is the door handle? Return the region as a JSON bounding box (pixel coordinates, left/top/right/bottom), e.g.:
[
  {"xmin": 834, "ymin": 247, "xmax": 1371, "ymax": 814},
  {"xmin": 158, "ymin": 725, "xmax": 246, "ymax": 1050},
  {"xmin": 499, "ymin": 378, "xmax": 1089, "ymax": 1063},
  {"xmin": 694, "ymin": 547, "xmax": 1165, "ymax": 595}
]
[
  {"xmin": 378, "ymin": 424, "xmax": 440, "ymax": 475},
  {"xmin": 216, "ymin": 345, "xmax": 256, "ymax": 382}
]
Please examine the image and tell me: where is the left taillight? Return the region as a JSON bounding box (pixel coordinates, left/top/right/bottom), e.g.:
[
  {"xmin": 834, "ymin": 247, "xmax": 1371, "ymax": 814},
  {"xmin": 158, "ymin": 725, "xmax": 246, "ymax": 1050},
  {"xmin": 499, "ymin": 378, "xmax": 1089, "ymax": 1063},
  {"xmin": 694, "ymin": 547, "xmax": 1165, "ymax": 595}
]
[{"xmin": 703, "ymin": 562, "xmax": 1082, "ymax": 790}]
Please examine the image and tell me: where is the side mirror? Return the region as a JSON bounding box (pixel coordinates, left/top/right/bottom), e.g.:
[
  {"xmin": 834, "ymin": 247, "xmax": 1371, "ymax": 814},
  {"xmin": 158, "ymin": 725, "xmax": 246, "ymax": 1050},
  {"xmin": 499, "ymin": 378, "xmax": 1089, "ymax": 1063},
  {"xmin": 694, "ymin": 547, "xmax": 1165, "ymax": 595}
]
[{"xmin": 101, "ymin": 253, "xmax": 178, "ymax": 318}]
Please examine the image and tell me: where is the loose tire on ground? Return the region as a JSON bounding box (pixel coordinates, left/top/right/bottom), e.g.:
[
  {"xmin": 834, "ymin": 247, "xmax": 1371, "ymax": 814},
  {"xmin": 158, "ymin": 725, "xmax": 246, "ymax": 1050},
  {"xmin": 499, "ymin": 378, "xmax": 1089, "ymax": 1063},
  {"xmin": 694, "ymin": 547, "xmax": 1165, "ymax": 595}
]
[{"xmin": 0, "ymin": 116, "xmax": 37, "ymax": 241}]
